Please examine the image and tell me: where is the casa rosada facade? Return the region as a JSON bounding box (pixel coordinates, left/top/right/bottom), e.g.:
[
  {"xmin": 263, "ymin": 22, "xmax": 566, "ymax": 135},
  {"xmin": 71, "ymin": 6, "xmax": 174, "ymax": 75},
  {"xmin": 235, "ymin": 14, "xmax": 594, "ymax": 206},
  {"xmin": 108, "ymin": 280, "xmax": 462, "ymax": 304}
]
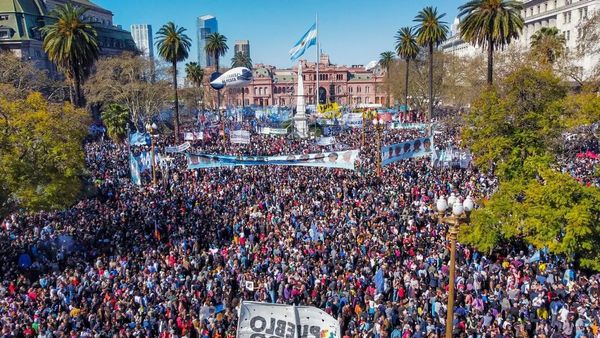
[{"xmin": 213, "ymin": 54, "xmax": 389, "ymax": 108}]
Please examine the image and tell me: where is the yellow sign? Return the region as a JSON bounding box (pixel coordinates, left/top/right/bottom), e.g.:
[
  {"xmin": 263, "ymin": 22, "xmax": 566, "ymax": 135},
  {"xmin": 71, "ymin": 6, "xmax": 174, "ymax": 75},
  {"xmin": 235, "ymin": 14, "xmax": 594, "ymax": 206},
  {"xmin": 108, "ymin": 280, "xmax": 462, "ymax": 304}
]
[
  {"xmin": 317, "ymin": 102, "xmax": 341, "ymax": 119},
  {"xmin": 362, "ymin": 110, "xmax": 378, "ymax": 120}
]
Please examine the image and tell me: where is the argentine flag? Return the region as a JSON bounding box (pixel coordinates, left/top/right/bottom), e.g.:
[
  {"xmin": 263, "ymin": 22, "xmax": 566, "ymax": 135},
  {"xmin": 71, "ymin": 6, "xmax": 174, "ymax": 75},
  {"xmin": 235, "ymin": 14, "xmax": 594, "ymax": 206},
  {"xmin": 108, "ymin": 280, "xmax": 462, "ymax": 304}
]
[{"xmin": 289, "ymin": 23, "xmax": 317, "ymax": 61}]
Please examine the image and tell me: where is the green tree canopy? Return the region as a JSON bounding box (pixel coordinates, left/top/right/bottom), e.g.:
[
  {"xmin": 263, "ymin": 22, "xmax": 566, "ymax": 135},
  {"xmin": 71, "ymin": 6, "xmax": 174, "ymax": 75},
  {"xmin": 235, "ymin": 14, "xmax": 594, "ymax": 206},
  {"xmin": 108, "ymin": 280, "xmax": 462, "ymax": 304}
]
[
  {"xmin": 414, "ymin": 6, "xmax": 448, "ymax": 121},
  {"xmin": 40, "ymin": 2, "xmax": 99, "ymax": 106},
  {"xmin": 0, "ymin": 93, "xmax": 90, "ymax": 215},
  {"xmin": 462, "ymin": 169, "xmax": 600, "ymax": 270},
  {"xmin": 395, "ymin": 27, "xmax": 420, "ymax": 113},
  {"xmin": 462, "ymin": 67, "xmax": 567, "ymax": 179},
  {"xmin": 155, "ymin": 22, "xmax": 192, "ymax": 142},
  {"xmin": 101, "ymin": 104, "xmax": 129, "ymax": 142},
  {"xmin": 530, "ymin": 27, "xmax": 566, "ymax": 66},
  {"xmin": 458, "ymin": 0, "xmax": 524, "ymax": 85},
  {"xmin": 231, "ymin": 52, "xmax": 253, "ymax": 69},
  {"xmin": 379, "ymin": 51, "xmax": 395, "ymax": 107}
]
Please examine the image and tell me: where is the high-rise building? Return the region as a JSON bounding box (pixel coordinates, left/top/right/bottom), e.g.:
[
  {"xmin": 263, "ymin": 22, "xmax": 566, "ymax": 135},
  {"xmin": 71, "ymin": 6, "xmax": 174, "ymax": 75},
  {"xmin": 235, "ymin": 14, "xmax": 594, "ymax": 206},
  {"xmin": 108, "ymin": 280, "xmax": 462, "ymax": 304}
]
[
  {"xmin": 234, "ymin": 40, "xmax": 250, "ymax": 57},
  {"xmin": 130, "ymin": 24, "xmax": 153, "ymax": 58},
  {"xmin": 197, "ymin": 15, "xmax": 218, "ymax": 68}
]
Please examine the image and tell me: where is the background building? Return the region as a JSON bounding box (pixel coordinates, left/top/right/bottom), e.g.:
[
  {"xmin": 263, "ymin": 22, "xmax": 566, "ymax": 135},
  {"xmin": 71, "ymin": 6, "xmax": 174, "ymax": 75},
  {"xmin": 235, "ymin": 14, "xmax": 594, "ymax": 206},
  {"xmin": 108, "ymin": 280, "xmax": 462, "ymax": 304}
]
[
  {"xmin": 441, "ymin": 0, "xmax": 600, "ymax": 77},
  {"xmin": 0, "ymin": 0, "xmax": 136, "ymax": 71},
  {"xmin": 197, "ymin": 15, "xmax": 218, "ymax": 68},
  {"xmin": 130, "ymin": 24, "xmax": 153, "ymax": 58},
  {"xmin": 220, "ymin": 54, "xmax": 388, "ymax": 108},
  {"xmin": 234, "ymin": 40, "xmax": 250, "ymax": 57},
  {"xmin": 440, "ymin": 17, "xmax": 481, "ymax": 58},
  {"xmin": 518, "ymin": 0, "xmax": 600, "ymax": 76}
]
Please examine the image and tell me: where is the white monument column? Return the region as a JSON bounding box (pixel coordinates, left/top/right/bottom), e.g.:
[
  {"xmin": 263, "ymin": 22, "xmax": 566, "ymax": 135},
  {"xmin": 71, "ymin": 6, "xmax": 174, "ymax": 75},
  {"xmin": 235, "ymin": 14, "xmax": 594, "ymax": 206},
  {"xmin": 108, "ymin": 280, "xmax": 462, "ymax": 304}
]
[{"xmin": 294, "ymin": 63, "xmax": 309, "ymax": 138}]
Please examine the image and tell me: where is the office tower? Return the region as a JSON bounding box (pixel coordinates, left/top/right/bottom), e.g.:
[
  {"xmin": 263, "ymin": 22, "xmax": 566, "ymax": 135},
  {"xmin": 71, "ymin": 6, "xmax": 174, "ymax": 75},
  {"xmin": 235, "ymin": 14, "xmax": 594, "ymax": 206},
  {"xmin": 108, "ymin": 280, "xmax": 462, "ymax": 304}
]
[
  {"xmin": 197, "ymin": 15, "xmax": 218, "ymax": 68},
  {"xmin": 130, "ymin": 24, "xmax": 154, "ymax": 58},
  {"xmin": 234, "ymin": 40, "xmax": 250, "ymax": 57}
]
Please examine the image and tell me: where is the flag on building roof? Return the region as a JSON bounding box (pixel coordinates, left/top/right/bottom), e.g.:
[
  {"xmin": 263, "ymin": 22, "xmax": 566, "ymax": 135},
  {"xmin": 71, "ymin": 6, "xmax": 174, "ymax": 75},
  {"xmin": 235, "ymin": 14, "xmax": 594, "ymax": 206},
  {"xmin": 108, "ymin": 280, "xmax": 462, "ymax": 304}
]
[{"xmin": 289, "ymin": 23, "xmax": 317, "ymax": 61}]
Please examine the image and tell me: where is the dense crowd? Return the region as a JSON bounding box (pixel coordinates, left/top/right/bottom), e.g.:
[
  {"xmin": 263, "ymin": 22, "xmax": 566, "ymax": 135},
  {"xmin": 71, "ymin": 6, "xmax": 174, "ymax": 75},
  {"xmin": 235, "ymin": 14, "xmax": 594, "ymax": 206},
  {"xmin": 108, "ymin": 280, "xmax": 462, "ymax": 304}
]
[{"xmin": 1, "ymin": 118, "xmax": 599, "ymax": 338}]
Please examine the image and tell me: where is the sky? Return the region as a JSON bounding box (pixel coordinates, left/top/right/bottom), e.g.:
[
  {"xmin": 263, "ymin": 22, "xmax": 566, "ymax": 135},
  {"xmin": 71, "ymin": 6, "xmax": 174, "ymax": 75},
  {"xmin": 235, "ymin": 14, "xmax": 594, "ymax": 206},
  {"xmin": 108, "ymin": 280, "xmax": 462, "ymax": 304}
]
[{"xmin": 94, "ymin": 0, "xmax": 464, "ymax": 68}]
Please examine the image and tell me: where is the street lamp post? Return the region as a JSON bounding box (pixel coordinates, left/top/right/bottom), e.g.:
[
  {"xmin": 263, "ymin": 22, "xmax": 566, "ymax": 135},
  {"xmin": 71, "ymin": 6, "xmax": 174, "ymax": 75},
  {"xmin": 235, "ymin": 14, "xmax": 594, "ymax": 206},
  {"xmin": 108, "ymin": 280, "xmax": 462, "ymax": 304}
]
[
  {"xmin": 372, "ymin": 117, "xmax": 385, "ymax": 178},
  {"xmin": 145, "ymin": 122, "xmax": 158, "ymax": 186},
  {"xmin": 436, "ymin": 194, "xmax": 474, "ymax": 338}
]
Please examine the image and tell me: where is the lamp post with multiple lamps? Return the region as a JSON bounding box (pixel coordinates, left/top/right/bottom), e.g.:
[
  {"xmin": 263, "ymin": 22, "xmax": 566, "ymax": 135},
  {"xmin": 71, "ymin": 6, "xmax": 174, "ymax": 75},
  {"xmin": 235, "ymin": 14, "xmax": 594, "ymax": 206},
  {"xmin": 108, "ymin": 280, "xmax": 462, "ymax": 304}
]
[
  {"xmin": 145, "ymin": 122, "xmax": 158, "ymax": 186},
  {"xmin": 436, "ymin": 193, "xmax": 474, "ymax": 338},
  {"xmin": 372, "ymin": 116, "xmax": 385, "ymax": 178}
]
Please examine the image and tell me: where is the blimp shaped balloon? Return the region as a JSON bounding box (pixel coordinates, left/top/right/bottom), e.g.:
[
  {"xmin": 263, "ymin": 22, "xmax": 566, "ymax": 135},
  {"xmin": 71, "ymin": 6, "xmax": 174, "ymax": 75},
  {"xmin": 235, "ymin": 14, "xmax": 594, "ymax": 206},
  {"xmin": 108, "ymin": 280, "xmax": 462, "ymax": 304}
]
[{"xmin": 210, "ymin": 67, "xmax": 252, "ymax": 90}]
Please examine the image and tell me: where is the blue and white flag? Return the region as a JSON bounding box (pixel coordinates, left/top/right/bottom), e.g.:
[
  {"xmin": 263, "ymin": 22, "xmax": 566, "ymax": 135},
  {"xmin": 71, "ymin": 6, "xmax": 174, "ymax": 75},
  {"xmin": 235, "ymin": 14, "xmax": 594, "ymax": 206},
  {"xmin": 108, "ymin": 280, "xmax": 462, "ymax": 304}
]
[{"xmin": 289, "ymin": 23, "xmax": 317, "ymax": 61}]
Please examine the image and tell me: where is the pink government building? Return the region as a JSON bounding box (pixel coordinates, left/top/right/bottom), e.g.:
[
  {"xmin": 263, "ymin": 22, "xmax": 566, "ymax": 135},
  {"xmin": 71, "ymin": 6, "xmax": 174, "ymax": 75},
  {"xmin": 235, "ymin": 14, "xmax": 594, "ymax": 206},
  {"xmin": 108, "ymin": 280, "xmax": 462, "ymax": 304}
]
[{"xmin": 216, "ymin": 54, "xmax": 390, "ymax": 108}]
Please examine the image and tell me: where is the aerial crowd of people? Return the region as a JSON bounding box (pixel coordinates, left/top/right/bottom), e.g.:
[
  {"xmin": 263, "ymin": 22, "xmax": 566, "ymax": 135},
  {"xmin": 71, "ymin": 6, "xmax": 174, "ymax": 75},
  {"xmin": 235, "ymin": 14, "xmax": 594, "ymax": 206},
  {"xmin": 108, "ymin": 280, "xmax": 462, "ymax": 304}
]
[{"xmin": 0, "ymin": 115, "xmax": 599, "ymax": 338}]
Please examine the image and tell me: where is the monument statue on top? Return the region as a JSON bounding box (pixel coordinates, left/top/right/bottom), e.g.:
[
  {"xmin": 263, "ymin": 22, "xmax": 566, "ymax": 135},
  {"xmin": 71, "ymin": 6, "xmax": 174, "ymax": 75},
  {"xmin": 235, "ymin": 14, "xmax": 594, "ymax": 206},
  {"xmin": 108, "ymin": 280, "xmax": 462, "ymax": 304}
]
[{"xmin": 294, "ymin": 63, "xmax": 309, "ymax": 138}]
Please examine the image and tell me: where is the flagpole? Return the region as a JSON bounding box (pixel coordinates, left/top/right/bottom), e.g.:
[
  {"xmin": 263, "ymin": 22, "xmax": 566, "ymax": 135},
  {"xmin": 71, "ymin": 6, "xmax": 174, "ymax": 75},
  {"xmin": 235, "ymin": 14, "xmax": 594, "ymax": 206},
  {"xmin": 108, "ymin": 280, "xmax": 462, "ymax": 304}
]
[{"xmin": 316, "ymin": 12, "xmax": 319, "ymax": 108}]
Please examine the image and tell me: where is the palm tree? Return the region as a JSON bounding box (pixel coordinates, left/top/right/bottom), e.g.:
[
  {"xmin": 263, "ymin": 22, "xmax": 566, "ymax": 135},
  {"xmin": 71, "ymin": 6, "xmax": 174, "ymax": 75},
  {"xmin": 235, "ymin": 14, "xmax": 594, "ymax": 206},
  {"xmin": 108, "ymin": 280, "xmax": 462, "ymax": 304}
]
[
  {"xmin": 458, "ymin": 0, "xmax": 524, "ymax": 85},
  {"xmin": 231, "ymin": 52, "xmax": 252, "ymax": 107},
  {"xmin": 378, "ymin": 51, "xmax": 395, "ymax": 107},
  {"xmin": 185, "ymin": 62, "xmax": 204, "ymax": 112},
  {"xmin": 414, "ymin": 6, "xmax": 448, "ymax": 122},
  {"xmin": 40, "ymin": 2, "xmax": 99, "ymax": 107},
  {"xmin": 101, "ymin": 104, "xmax": 129, "ymax": 142},
  {"xmin": 155, "ymin": 22, "xmax": 192, "ymax": 142},
  {"xmin": 395, "ymin": 27, "xmax": 420, "ymax": 120},
  {"xmin": 185, "ymin": 62, "xmax": 204, "ymax": 87},
  {"xmin": 530, "ymin": 27, "xmax": 566, "ymax": 65},
  {"xmin": 205, "ymin": 32, "xmax": 229, "ymax": 111}
]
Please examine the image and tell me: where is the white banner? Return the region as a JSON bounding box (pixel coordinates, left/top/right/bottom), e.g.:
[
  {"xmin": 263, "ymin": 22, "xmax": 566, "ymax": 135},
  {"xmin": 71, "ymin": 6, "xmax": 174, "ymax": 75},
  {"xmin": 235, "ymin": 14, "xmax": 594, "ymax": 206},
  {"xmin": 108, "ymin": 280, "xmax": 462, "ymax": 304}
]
[
  {"xmin": 238, "ymin": 302, "xmax": 341, "ymax": 338},
  {"xmin": 184, "ymin": 131, "xmax": 204, "ymax": 141},
  {"xmin": 230, "ymin": 130, "xmax": 251, "ymax": 144},
  {"xmin": 341, "ymin": 113, "xmax": 363, "ymax": 128},
  {"xmin": 259, "ymin": 127, "xmax": 288, "ymax": 135},
  {"xmin": 316, "ymin": 136, "xmax": 336, "ymax": 146},
  {"xmin": 165, "ymin": 142, "xmax": 191, "ymax": 153}
]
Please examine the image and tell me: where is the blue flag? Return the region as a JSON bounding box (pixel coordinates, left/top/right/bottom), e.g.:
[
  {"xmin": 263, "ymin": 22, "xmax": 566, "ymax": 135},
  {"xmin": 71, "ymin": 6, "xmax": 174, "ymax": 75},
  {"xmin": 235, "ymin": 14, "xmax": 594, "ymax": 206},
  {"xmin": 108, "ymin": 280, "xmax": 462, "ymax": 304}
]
[{"xmin": 289, "ymin": 23, "xmax": 317, "ymax": 60}]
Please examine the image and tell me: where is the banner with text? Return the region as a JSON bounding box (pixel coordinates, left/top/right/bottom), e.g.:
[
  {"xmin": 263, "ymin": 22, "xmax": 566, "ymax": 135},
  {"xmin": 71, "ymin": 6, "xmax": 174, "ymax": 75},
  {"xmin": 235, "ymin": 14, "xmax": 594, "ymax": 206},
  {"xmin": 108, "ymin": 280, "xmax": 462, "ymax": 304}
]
[
  {"xmin": 390, "ymin": 122, "xmax": 429, "ymax": 130},
  {"xmin": 187, "ymin": 149, "xmax": 359, "ymax": 170},
  {"xmin": 184, "ymin": 131, "xmax": 204, "ymax": 141},
  {"xmin": 165, "ymin": 142, "xmax": 191, "ymax": 153},
  {"xmin": 316, "ymin": 136, "xmax": 336, "ymax": 146},
  {"xmin": 317, "ymin": 102, "xmax": 341, "ymax": 119},
  {"xmin": 259, "ymin": 127, "xmax": 288, "ymax": 135},
  {"xmin": 343, "ymin": 113, "xmax": 363, "ymax": 128},
  {"xmin": 230, "ymin": 130, "xmax": 251, "ymax": 144},
  {"xmin": 237, "ymin": 301, "xmax": 340, "ymax": 338},
  {"xmin": 381, "ymin": 137, "xmax": 433, "ymax": 166}
]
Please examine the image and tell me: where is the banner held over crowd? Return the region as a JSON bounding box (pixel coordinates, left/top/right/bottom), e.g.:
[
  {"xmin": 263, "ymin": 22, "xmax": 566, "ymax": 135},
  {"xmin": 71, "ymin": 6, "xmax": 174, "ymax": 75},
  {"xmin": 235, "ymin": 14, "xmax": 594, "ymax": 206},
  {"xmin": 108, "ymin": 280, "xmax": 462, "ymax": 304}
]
[
  {"xmin": 381, "ymin": 137, "xmax": 433, "ymax": 166},
  {"xmin": 165, "ymin": 142, "xmax": 191, "ymax": 153},
  {"xmin": 237, "ymin": 301, "xmax": 341, "ymax": 338},
  {"xmin": 187, "ymin": 150, "xmax": 359, "ymax": 170},
  {"xmin": 230, "ymin": 130, "xmax": 251, "ymax": 144}
]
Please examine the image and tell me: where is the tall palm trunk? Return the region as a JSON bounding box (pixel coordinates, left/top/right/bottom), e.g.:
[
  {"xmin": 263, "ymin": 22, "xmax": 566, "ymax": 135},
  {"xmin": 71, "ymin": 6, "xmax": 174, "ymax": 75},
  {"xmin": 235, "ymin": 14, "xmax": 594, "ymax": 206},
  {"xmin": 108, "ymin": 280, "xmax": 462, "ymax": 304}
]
[
  {"xmin": 215, "ymin": 54, "xmax": 224, "ymax": 141},
  {"xmin": 242, "ymin": 89, "xmax": 245, "ymax": 108},
  {"xmin": 172, "ymin": 60, "xmax": 180, "ymax": 143},
  {"xmin": 74, "ymin": 77, "xmax": 82, "ymax": 107},
  {"xmin": 428, "ymin": 43, "xmax": 434, "ymax": 123},
  {"xmin": 487, "ymin": 37, "xmax": 494, "ymax": 85},
  {"xmin": 386, "ymin": 66, "xmax": 391, "ymax": 108},
  {"xmin": 405, "ymin": 59, "xmax": 410, "ymax": 122}
]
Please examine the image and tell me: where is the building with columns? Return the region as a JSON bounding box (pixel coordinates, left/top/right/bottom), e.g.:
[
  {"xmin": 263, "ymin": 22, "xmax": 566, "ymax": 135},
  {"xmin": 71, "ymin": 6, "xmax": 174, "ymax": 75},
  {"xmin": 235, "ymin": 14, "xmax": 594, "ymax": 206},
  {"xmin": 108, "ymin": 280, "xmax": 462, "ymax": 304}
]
[
  {"xmin": 441, "ymin": 0, "xmax": 600, "ymax": 76},
  {"xmin": 0, "ymin": 0, "xmax": 136, "ymax": 70},
  {"xmin": 217, "ymin": 54, "xmax": 388, "ymax": 108},
  {"xmin": 518, "ymin": 0, "xmax": 600, "ymax": 76}
]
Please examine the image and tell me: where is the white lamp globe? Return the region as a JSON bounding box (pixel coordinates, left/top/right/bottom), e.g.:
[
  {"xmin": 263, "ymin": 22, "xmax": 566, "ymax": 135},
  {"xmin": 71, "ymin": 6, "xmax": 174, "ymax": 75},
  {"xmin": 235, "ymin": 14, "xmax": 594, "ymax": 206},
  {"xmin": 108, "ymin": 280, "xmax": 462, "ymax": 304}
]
[
  {"xmin": 447, "ymin": 193, "xmax": 457, "ymax": 208},
  {"xmin": 463, "ymin": 196, "xmax": 474, "ymax": 212},
  {"xmin": 452, "ymin": 202, "xmax": 464, "ymax": 216},
  {"xmin": 437, "ymin": 196, "xmax": 448, "ymax": 213}
]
